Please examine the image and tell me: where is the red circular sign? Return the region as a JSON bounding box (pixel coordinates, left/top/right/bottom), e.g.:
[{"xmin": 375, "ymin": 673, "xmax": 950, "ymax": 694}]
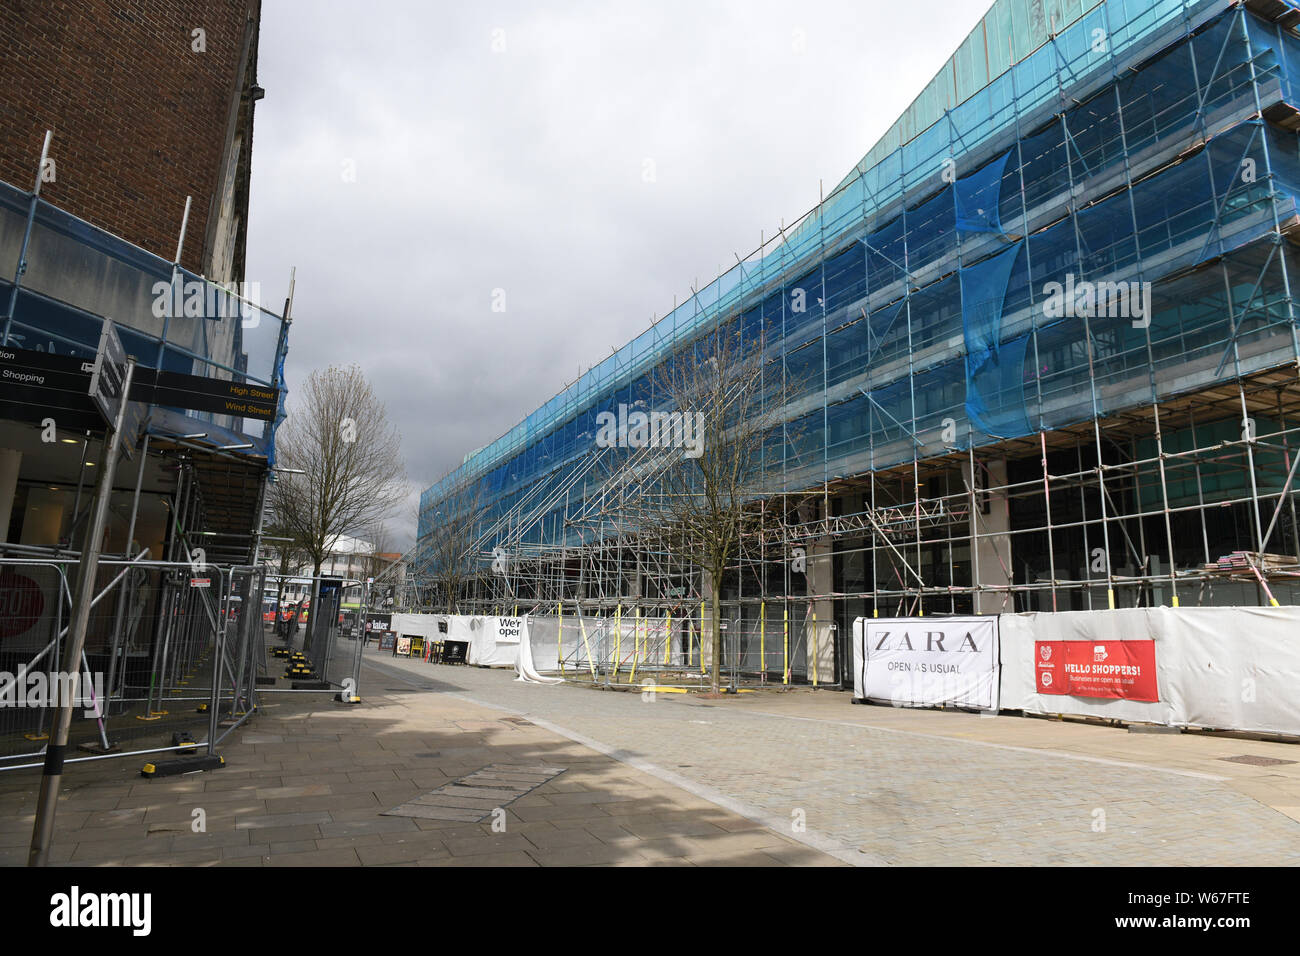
[{"xmin": 0, "ymin": 570, "xmax": 45, "ymax": 640}]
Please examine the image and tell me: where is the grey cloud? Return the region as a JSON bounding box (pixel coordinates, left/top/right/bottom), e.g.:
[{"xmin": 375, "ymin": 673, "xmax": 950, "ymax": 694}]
[{"xmin": 246, "ymin": 0, "xmax": 992, "ymax": 551}]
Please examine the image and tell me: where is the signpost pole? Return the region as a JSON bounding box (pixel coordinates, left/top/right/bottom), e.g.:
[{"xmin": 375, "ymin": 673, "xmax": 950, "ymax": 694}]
[
  {"xmin": 28, "ymin": 357, "xmax": 135, "ymax": 866},
  {"xmin": 350, "ymin": 579, "xmax": 367, "ymax": 700}
]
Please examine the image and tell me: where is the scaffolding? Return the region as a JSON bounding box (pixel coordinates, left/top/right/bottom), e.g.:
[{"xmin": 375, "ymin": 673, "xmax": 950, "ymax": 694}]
[{"xmin": 417, "ymin": 0, "xmax": 1300, "ymax": 686}]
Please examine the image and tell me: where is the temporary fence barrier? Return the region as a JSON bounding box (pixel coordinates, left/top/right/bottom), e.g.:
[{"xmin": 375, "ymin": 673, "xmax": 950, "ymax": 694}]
[
  {"xmin": 264, "ymin": 573, "xmax": 364, "ymax": 702},
  {"xmin": 510, "ymin": 603, "xmax": 837, "ymax": 689},
  {"xmin": 998, "ymin": 606, "xmax": 1300, "ymax": 736},
  {"xmin": 852, "ymin": 606, "xmax": 1300, "ymax": 736},
  {"xmin": 0, "ymin": 557, "xmax": 264, "ymax": 772}
]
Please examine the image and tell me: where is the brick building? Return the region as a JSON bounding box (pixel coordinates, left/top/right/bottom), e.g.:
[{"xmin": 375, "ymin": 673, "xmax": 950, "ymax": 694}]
[
  {"xmin": 0, "ymin": 0, "xmax": 292, "ymax": 758},
  {"xmin": 0, "ymin": 0, "xmax": 262, "ymax": 280}
]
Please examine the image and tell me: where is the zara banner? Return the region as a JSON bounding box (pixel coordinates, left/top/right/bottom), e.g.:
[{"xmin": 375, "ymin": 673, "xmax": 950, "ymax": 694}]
[{"xmin": 853, "ymin": 616, "xmax": 1000, "ymax": 709}]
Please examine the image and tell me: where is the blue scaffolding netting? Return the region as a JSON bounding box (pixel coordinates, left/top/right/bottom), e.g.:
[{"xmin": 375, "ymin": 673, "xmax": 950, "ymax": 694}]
[{"xmin": 421, "ymin": 0, "xmax": 1300, "ymax": 557}]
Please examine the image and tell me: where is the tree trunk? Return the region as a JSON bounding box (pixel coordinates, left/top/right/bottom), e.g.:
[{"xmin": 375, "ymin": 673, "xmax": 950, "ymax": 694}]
[
  {"xmin": 274, "ymin": 551, "xmax": 291, "ymax": 639},
  {"xmin": 304, "ymin": 560, "xmax": 322, "ymax": 652}
]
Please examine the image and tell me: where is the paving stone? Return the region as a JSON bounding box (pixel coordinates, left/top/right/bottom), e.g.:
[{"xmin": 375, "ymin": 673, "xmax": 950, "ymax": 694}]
[
  {"xmin": 511, "ymin": 802, "xmax": 610, "ymax": 822},
  {"xmin": 268, "ymin": 839, "xmax": 318, "ymax": 854},
  {"xmin": 246, "ymin": 823, "xmax": 324, "ymax": 844},
  {"xmin": 383, "ymin": 804, "xmax": 485, "ymax": 822},
  {"xmin": 443, "ymin": 833, "xmax": 534, "ymax": 857},
  {"xmin": 235, "ymin": 811, "xmax": 332, "ymax": 830},
  {"xmin": 421, "ymin": 850, "xmax": 538, "ymax": 867},
  {"xmin": 546, "ymin": 790, "xmax": 642, "ymax": 806},
  {"xmin": 264, "ymin": 848, "xmax": 362, "ymax": 866},
  {"xmin": 222, "ymin": 843, "xmax": 272, "ymax": 859},
  {"xmin": 318, "ymin": 817, "xmax": 419, "ymax": 838},
  {"xmin": 437, "ymin": 785, "xmax": 523, "ymax": 802},
  {"xmin": 409, "ymin": 793, "xmax": 501, "ymax": 810},
  {"xmin": 524, "ymin": 842, "xmax": 630, "ymax": 866},
  {"xmin": 358, "ymin": 842, "xmax": 449, "ymax": 865}
]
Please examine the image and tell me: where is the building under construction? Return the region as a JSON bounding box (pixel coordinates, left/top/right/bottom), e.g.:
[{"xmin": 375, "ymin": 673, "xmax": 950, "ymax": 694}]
[{"xmin": 418, "ymin": 0, "xmax": 1300, "ymax": 687}]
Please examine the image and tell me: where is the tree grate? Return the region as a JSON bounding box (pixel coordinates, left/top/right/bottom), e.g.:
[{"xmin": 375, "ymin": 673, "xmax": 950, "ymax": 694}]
[{"xmin": 380, "ymin": 763, "xmax": 566, "ymax": 822}]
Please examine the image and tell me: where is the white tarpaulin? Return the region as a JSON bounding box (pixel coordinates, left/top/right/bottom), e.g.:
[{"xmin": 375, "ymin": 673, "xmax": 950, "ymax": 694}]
[
  {"xmin": 999, "ymin": 606, "xmax": 1300, "ymax": 735},
  {"xmin": 467, "ymin": 616, "xmax": 526, "ymax": 667},
  {"xmin": 853, "ymin": 616, "xmax": 1000, "ymax": 709},
  {"xmin": 388, "ymin": 613, "xmax": 444, "ymax": 644},
  {"xmin": 385, "ymin": 614, "xmax": 523, "ymax": 667},
  {"xmin": 516, "ymin": 616, "xmax": 564, "ymax": 684}
]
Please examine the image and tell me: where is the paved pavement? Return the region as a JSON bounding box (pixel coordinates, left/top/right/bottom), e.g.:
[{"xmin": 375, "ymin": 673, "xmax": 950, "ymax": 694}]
[
  {"xmin": 0, "ymin": 656, "xmax": 839, "ymax": 867},
  {"xmin": 3, "ymin": 640, "xmax": 1299, "ymax": 866},
  {"xmin": 365, "ymin": 649, "xmax": 1300, "ymax": 866}
]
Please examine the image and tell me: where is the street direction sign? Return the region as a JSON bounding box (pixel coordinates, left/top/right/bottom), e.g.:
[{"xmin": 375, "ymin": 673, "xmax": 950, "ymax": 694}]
[
  {"xmin": 0, "ymin": 340, "xmax": 278, "ymax": 432},
  {"xmin": 88, "ymin": 317, "xmax": 128, "ymax": 426},
  {"xmin": 133, "ymin": 369, "xmax": 277, "ymax": 421}
]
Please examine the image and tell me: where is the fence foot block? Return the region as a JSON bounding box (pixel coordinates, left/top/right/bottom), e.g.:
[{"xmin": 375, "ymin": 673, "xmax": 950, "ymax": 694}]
[
  {"xmin": 141, "ymin": 754, "xmax": 224, "ymax": 777},
  {"xmin": 78, "ymin": 740, "xmax": 121, "ymax": 754},
  {"xmin": 1127, "ymin": 723, "xmax": 1182, "ymax": 735}
]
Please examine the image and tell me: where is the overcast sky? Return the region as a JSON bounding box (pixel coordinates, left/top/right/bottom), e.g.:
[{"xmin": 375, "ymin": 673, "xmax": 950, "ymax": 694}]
[{"xmin": 245, "ymin": 0, "xmax": 994, "ymax": 552}]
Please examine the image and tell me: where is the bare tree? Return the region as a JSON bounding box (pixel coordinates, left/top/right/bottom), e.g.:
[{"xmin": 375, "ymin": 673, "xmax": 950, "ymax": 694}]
[
  {"xmin": 360, "ymin": 521, "xmax": 391, "ymax": 580},
  {"xmin": 592, "ymin": 318, "xmax": 795, "ymax": 694},
  {"xmin": 271, "ymin": 365, "xmax": 406, "ymax": 643},
  {"xmin": 417, "ymin": 476, "xmax": 486, "ymax": 613},
  {"xmin": 261, "ymin": 514, "xmax": 310, "ymax": 624},
  {"xmin": 358, "ymin": 521, "xmax": 406, "ymax": 609},
  {"xmin": 263, "ymin": 516, "xmax": 310, "ymax": 578}
]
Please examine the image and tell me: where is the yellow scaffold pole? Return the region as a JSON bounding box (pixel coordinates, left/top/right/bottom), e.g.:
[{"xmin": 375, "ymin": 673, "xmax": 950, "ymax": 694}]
[
  {"xmin": 783, "ymin": 604, "xmax": 790, "ymax": 685},
  {"xmin": 811, "ymin": 607, "xmax": 819, "ymax": 687},
  {"xmin": 614, "ymin": 603, "xmax": 622, "ymax": 678},
  {"xmin": 576, "ymin": 609, "xmax": 597, "ymax": 680},
  {"xmin": 665, "ymin": 609, "xmax": 672, "ymax": 666},
  {"xmin": 629, "ymin": 606, "xmax": 641, "ymax": 684}
]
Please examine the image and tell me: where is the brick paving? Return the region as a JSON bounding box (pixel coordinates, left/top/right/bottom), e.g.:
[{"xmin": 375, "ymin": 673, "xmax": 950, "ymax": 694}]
[
  {"xmin": 0, "ymin": 655, "xmax": 840, "ymax": 867},
  {"xmin": 3, "ymin": 640, "xmax": 1298, "ymax": 866},
  {"xmin": 364, "ymin": 648, "xmax": 1300, "ymax": 866}
]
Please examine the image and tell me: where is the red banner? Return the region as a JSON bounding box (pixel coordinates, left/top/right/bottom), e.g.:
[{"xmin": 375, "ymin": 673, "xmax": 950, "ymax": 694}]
[{"xmin": 1034, "ymin": 640, "xmax": 1159, "ymax": 702}]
